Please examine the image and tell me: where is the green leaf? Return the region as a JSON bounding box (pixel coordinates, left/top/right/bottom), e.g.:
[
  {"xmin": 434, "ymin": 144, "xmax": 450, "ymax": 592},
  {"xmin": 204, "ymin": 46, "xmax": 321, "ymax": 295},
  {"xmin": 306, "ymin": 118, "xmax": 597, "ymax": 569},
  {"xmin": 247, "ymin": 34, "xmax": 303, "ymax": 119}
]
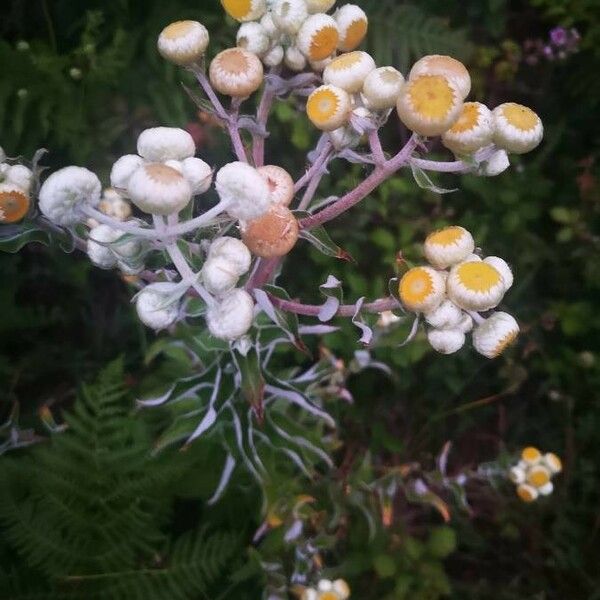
[
  {"xmin": 410, "ymin": 163, "xmax": 458, "ymax": 195},
  {"xmin": 295, "ymin": 211, "xmax": 354, "ymax": 261},
  {"xmin": 0, "ymin": 223, "xmax": 51, "ymax": 253},
  {"xmin": 233, "ymin": 347, "xmax": 265, "ymax": 421}
]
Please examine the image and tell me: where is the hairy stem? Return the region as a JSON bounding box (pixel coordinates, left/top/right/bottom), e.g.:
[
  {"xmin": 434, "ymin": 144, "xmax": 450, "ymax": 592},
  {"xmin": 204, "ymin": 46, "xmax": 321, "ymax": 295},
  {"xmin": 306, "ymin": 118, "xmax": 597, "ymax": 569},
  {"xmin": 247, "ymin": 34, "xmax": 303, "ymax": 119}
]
[
  {"xmin": 294, "ymin": 137, "xmax": 332, "ymax": 193},
  {"xmin": 268, "ymin": 293, "xmax": 400, "ymax": 318},
  {"xmin": 368, "ymin": 130, "xmax": 386, "ymax": 165},
  {"xmin": 299, "ymin": 134, "xmax": 418, "ymax": 230},
  {"xmin": 409, "ymin": 145, "xmax": 497, "ymax": 173},
  {"xmin": 252, "ymin": 75, "xmax": 278, "ymax": 167}
]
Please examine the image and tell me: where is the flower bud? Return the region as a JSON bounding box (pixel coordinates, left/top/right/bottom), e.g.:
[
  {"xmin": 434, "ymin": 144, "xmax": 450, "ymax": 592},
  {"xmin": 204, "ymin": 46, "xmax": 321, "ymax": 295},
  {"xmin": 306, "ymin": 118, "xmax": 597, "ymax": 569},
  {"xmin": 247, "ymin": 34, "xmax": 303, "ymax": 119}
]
[
  {"xmin": 508, "ymin": 466, "xmax": 526, "ymax": 484},
  {"xmin": 483, "ymin": 256, "xmax": 513, "ymax": 290},
  {"xmin": 242, "ymin": 205, "xmax": 299, "ymax": 258},
  {"xmin": 263, "ymin": 44, "xmax": 284, "ymax": 67},
  {"xmin": 180, "ymin": 157, "xmax": 213, "ymax": 194},
  {"xmin": 285, "ymin": 45, "xmax": 307, "ymax": 71},
  {"xmin": 447, "ymin": 261, "xmax": 505, "ymax": 311},
  {"xmin": 362, "ymin": 66, "xmax": 405, "ymax": 110},
  {"xmin": 472, "ymin": 311, "xmax": 519, "ymax": 358},
  {"xmin": 201, "ymin": 256, "xmax": 239, "ymax": 295},
  {"xmin": 492, "ymin": 103, "xmax": 543, "ymax": 154},
  {"xmin": 137, "ymin": 127, "xmax": 196, "ymax": 162},
  {"xmin": 221, "ymin": 0, "xmax": 267, "ymax": 22},
  {"xmin": 297, "ymin": 14, "xmax": 339, "ymax": 62},
  {"xmin": 306, "ymin": 84, "xmax": 351, "ymax": 131},
  {"xmin": 425, "ymin": 299, "xmax": 463, "ymax": 329},
  {"xmin": 158, "ymin": 20, "xmax": 209, "ymax": 66},
  {"xmin": 208, "ymin": 236, "xmax": 252, "ymax": 275},
  {"xmin": 210, "ymin": 48, "xmax": 264, "ymax": 97},
  {"xmin": 409, "ymin": 55, "xmax": 471, "ymax": 99},
  {"xmin": 110, "ymin": 154, "xmax": 145, "ymax": 190},
  {"xmin": 424, "ymin": 225, "xmax": 475, "ymax": 269},
  {"xmin": 335, "ymin": 4, "xmax": 368, "ymax": 52},
  {"xmin": 306, "ymin": 0, "xmax": 336, "ymax": 13},
  {"xmin": 206, "ymin": 288, "xmax": 255, "ymax": 340},
  {"xmin": 516, "ymin": 483, "xmax": 538, "ymax": 503},
  {"xmin": 482, "ymin": 149, "xmax": 510, "ymax": 176},
  {"xmin": 99, "ymin": 189, "xmax": 132, "ymax": 221},
  {"xmin": 136, "ymin": 283, "xmax": 180, "ymax": 330},
  {"xmin": 39, "ymin": 166, "xmax": 101, "ymax": 226},
  {"xmin": 257, "ymin": 165, "xmax": 294, "ymax": 206},
  {"xmin": 398, "ymin": 266, "xmax": 446, "ymax": 313},
  {"xmin": 127, "ymin": 163, "xmax": 191, "ymax": 215},
  {"xmin": 442, "ymin": 102, "xmax": 494, "ymax": 155},
  {"xmin": 323, "ymin": 51, "xmax": 376, "ymax": 93},
  {"xmin": 216, "ymin": 161, "xmax": 270, "ymax": 221},
  {"xmin": 5, "ymin": 165, "xmax": 33, "ymax": 193},
  {"xmin": 0, "ymin": 183, "xmax": 30, "ymax": 223},
  {"xmin": 521, "ymin": 446, "xmax": 542, "ymax": 466},
  {"xmin": 527, "ymin": 465, "xmax": 552, "ymax": 488},
  {"xmin": 272, "ymin": 0, "xmax": 308, "ymax": 35},
  {"xmin": 87, "ymin": 224, "xmax": 120, "ymax": 268},
  {"xmin": 543, "ymin": 452, "xmax": 562, "ymax": 474},
  {"xmin": 237, "ymin": 22, "xmax": 271, "ymax": 56},
  {"xmin": 427, "ymin": 328, "xmax": 465, "ymax": 354}
]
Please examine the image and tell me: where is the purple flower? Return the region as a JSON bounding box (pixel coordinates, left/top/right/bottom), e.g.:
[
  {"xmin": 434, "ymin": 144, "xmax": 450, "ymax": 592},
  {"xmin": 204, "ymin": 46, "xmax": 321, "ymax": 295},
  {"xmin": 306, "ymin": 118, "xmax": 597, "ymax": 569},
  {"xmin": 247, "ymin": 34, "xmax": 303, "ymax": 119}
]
[{"xmin": 550, "ymin": 27, "xmax": 568, "ymax": 47}]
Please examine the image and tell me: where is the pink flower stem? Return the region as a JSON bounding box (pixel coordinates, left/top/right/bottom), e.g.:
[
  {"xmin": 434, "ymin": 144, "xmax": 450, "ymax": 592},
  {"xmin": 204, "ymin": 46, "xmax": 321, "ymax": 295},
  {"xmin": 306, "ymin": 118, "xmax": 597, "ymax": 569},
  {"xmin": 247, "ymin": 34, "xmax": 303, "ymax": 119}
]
[
  {"xmin": 294, "ymin": 138, "xmax": 332, "ymax": 193},
  {"xmin": 268, "ymin": 293, "xmax": 400, "ymax": 318},
  {"xmin": 252, "ymin": 72, "xmax": 279, "ymax": 167},
  {"xmin": 299, "ymin": 134, "xmax": 418, "ymax": 230},
  {"xmin": 228, "ymin": 99, "xmax": 249, "ymax": 163},
  {"xmin": 368, "ymin": 129, "xmax": 386, "ymax": 165},
  {"xmin": 245, "ymin": 256, "xmax": 280, "ymax": 291},
  {"xmin": 297, "ymin": 162, "xmax": 327, "ymax": 211},
  {"xmin": 409, "ymin": 145, "xmax": 497, "ymax": 173}
]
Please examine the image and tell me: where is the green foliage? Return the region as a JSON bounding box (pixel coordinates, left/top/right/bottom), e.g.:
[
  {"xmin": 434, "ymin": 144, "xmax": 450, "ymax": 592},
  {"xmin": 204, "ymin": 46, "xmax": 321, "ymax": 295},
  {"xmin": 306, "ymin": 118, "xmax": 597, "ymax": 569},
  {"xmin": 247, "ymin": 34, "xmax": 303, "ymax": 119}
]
[{"xmin": 0, "ymin": 360, "xmax": 245, "ymax": 599}]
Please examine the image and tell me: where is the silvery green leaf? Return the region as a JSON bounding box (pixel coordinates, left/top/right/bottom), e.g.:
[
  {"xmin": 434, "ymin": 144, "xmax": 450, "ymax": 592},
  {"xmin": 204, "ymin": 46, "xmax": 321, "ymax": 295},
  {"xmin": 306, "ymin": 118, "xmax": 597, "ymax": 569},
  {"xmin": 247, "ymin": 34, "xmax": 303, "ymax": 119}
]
[{"xmin": 411, "ymin": 163, "xmax": 458, "ymax": 194}]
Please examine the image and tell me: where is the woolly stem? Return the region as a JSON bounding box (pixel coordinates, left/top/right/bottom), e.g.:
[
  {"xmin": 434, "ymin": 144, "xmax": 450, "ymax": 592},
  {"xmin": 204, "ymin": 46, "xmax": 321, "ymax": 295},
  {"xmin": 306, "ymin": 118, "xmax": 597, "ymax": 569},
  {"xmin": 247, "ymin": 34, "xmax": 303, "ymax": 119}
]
[
  {"xmin": 368, "ymin": 129, "xmax": 386, "ymax": 165},
  {"xmin": 252, "ymin": 73, "xmax": 278, "ymax": 167},
  {"xmin": 294, "ymin": 138, "xmax": 332, "ymax": 193},
  {"xmin": 268, "ymin": 294, "xmax": 400, "ymax": 318},
  {"xmin": 409, "ymin": 145, "xmax": 497, "ymax": 173},
  {"xmin": 299, "ymin": 134, "xmax": 419, "ymax": 230}
]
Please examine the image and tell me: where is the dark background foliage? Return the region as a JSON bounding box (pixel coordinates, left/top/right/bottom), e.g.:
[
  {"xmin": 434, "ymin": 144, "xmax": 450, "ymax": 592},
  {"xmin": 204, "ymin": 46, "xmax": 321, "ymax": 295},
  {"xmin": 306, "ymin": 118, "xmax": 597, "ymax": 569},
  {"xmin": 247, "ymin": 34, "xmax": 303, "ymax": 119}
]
[{"xmin": 0, "ymin": 0, "xmax": 599, "ymax": 598}]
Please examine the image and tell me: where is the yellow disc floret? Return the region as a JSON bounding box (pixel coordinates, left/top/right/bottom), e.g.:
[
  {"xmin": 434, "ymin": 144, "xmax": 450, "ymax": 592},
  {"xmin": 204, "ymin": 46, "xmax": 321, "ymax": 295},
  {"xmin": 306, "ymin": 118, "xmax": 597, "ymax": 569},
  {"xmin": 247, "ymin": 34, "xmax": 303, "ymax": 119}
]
[
  {"xmin": 527, "ymin": 465, "xmax": 551, "ymax": 488},
  {"xmin": 424, "ymin": 225, "xmax": 475, "ymax": 269},
  {"xmin": 442, "ymin": 102, "xmax": 494, "ymax": 155},
  {"xmin": 447, "ymin": 261, "xmax": 505, "ymax": 311},
  {"xmin": 306, "ymin": 84, "xmax": 351, "ymax": 131},
  {"xmin": 492, "ymin": 102, "xmax": 543, "ymax": 154},
  {"xmin": 0, "ymin": 184, "xmax": 30, "ymax": 223},
  {"xmin": 297, "ymin": 14, "xmax": 340, "ymax": 62},
  {"xmin": 399, "ymin": 266, "xmax": 446, "ymax": 313},
  {"xmin": 516, "ymin": 483, "xmax": 538, "ymax": 503},
  {"xmin": 221, "ymin": 0, "xmax": 266, "ymax": 22},
  {"xmin": 521, "ymin": 446, "xmax": 541, "ymax": 464}
]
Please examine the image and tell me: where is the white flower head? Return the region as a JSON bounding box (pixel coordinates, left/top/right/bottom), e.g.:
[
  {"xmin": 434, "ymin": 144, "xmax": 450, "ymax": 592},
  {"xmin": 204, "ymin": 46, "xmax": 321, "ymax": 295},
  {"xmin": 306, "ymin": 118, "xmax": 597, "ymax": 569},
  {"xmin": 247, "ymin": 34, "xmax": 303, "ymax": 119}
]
[
  {"xmin": 208, "ymin": 236, "xmax": 252, "ymax": 276},
  {"xmin": 260, "ymin": 13, "xmax": 278, "ymax": 37},
  {"xmin": 127, "ymin": 163, "xmax": 192, "ymax": 215},
  {"xmin": 472, "ymin": 311, "xmax": 519, "ymax": 358},
  {"xmin": 397, "ymin": 74, "xmax": 463, "ymax": 137},
  {"xmin": 297, "ymin": 14, "xmax": 339, "ymax": 62},
  {"xmin": 39, "ymin": 166, "xmax": 101, "ymax": 226},
  {"xmin": 210, "ymin": 47, "xmax": 264, "ymax": 97},
  {"xmin": 447, "ymin": 261, "xmax": 506, "ymax": 311},
  {"xmin": 306, "ymin": 84, "xmax": 351, "ymax": 131},
  {"xmin": 482, "ymin": 149, "xmax": 510, "ymax": 176},
  {"xmin": 542, "ymin": 452, "xmax": 562, "ymax": 474},
  {"xmin": 0, "ymin": 183, "xmax": 30, "ymax": 224},
  {"xmin": 317, "ymin": 580, "xmax": 333, "ymax": 592},
  {"xmin": 310, "ymin": 56, "xmax": 334, "ymax": 72},
  {"xmin": 442, "ymin": 102, "xmax": 494, "ymax": 155},
  {"xmin": 272, "ymin": 0, "xmax": 308, "ymax": 35},
  {"xmin": 180, "ymin": 157, "xmax": 213, "ymax": 194},
  {"xmin": 323, "ymin": 51, "xmax": 376, "ymax": 93},
  {"xmin": 237, "ymin": 21, "xmax": 271, "ymax": 56},
  {"xmin": 508, "ymin": 465, "xmax": 526, "ymax": 484},
  {"xmin": 538, "ymin": 481, "xmax": 554, "ymax": 496},
  {"xmin": 158, "ymin": 20, "xmax": 209, "ymax": 66},
  {"xmin": 425, "ymin": 299, "xmax": 463, "ymax": 329},
  {"xmin": 362, "ymin": 66, "xmax": 405, "ymax": 110},
  {"xmin": 301, "ymin": 590, "xmax": 318, "ymax": 600},
  {"xmin": 409, "ymin": 54, "xmax": 471, "ymax": 99},
  {"xmin": 136, "ymin": 282, "xmax": 180, "ymax": 330},
  {"xmin": 520, "ymin": 446, "xmax": 542, "ymax": 466},
  {"xmin": 206, "ymin": 288, "xmax": 255, "ymax": 340},
  {"xmin": 221, "ymin": 0, "xmax": 267, "ymax": 22},
  {"xmin": 516, "ymin": 483, "xmax": 539, "ymax": 503},
  {"xmin": 483, "ymin": 256, "xmax": 513, "ymax": 290},
  {"xmin": 263, "ymin": 44, "xmax": 284, "ymax": 67},
  {"xmin": 427, "ymin": 328, "xmax": 465, "ymax": 354},
  {"xmin": 306, "ymin": 0, "xmax": 336, "ymax": 13},
  {"xmin": 87, "ymin": 224, "xmax": 120, "ymax": 268},
  {"xmin": 201, "ymin": 256, "xmax": 240, "ymax": 295},
  {"xmin": 492, "ymin": 103, "xmax": 543, "ymax": 154},
  {"xmin": 216, "ymin": 161, "xmax": 271, "ymax": 221},
  {"xmin": 5, "ymin": 165, "xmax": 33, "ymax": 193},
  {"xmin": 137, "ymin": 127, "xmax": 195, "ymax": 162},
  {"xmin": 456, "ymin": 312, "xmax": 474, "ymax": 333},
  {"xmin": 332, "ymin": 579, "xmax": 351, "ymax": 599},
  {"xmin": 257, "ymin": 164, "xmax": 294, "ymax": 206},
  {"xmin": 424, "ymin": 225, "xmax": 475, "ymax": 269},
  {"xmin": 334, "ymin": 4, "xmax": 368, "ymax": 52},
  {"xmin": 398, "ymin": 266, "xmax": 446, "ymax": 313},
  {"xmin": 527, "ymin": 464, "xmax": 552, "ymax": 489},
  {"xmin": 110, "ymin": 154, "xmax": 145, "ymax": 190},
  {"xmin": 285, "ymin": 45, "xmax": 308, "ymax": 71}
]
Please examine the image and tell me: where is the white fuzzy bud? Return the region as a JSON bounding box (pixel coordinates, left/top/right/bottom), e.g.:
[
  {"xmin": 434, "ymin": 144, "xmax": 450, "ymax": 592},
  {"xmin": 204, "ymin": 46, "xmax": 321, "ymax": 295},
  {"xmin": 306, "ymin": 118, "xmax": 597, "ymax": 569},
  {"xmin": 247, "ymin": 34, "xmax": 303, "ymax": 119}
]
[
  {"xmin": 201, "ymin": 256, "xmax": 240, "ymax": 295},
  {"xmin": 87, "ymin": 224, "xmax": 119, "ymax": 268},
  {"xmin": 482, "ymin": 149, "xmax": 510, "ymax": 176},
  {"xmin": 427, "ymin": 328, "xmax": 466, "ymax": 354},
  {"xmin": 237, "ymin": 22, "xmax": 271, "ymax": 56},
  {"xmin": 216, "ymin": 161, "xmax": 270, "ymax": 221},
  {"xmin": 472, "ymin": 311, "xmax": 519, "ymax": 359},
  {"xmin": 509, "ymin": 466, "xmax": 526, "ymax": 484},
  {"xmin": 110, "ymin": 154, "xmax": 145, "ymax": 191},
  {"xmin": 272, "ymin": 0, "xmax": 308, "ymax": 35},
  {"xmin": 263, "ymin": 44, "xmax": 284, "ymax": 67},
  {"xmin": 99, "ymin": 189, "xmax": 132, "ymax": 221},
  {"xmin": 208, "ymin": 236, "xmax": 252, "ymax": 276},
  {"xmin": 181, "ymin": 157, "xmax": 212, "ymax": 194},
  {"xmin": 206, "ymin": 288, "xmax": 255, "ymax": 340},
  {"xmin": 6, "ymin": 165, "xmax": 33, "ymax": 193},
  {"xmin": 260, "ymin": 13, "xmax": 278, "ymax": 38},
  {"xmin": 285, "ymin": 45, "xmax": 307, "ymax": 71},
  {"xmin": 39, "ymin": 166, "xmax": 101, "ymax": 226},
  {"xmin": 137, "ymin": 127, "xmax": 195, "ymax": 162},
  {"xmin": 483, "ymin": 256, "xmax": 513, "ymax": 290},
  {"xmin": 136, "ymin": 283, "xmax": 180, "ymax": 330},
  {"xmin": 425, "ymin": 299, "xmax": 463, "ymax": 329}
]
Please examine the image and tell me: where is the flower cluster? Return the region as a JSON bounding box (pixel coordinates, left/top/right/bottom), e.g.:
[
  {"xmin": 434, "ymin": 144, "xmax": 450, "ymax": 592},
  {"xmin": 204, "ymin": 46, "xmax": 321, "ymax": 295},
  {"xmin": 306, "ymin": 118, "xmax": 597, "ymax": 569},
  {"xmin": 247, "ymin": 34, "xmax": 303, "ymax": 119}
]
[
  {"xmin": 0, "ymin": 146, "xmax": 33, "ymax": 224},
  {"xmin": 523, "ymin": 27, "xmax": 580, "ymax": 66},
  {"xmin": 509, "ymin": 447, "xmax": 562, "ymax": 502},
  {"xmin": 398, "ymin": 226, "xmax": 519, "ymax": 357},
  {"xmin": 301, "ymin": 578, "xmax": 351, "ymax": 600}
]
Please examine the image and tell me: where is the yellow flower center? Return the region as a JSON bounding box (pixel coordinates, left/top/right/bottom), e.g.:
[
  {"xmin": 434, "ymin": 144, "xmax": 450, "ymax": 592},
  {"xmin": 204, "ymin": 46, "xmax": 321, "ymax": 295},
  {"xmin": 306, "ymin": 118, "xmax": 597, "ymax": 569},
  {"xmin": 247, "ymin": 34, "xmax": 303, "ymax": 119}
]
[
  {"xmin": 329, "ymin": 51, "xmax": 363, "ymax": 71},
  {"xmin": 162, "ymin": 20, "xmax": 195, "ymax": 40},
  {"xmin": 427, "ymin": 226, "xmax": 465, "ymax": 247},
  {"xmin": 502, "ymin": 103, "xmax": 539, "ymax": 131},
  {"xmin": 399, "ymin": 267, "xmax": 434, "ymax": 306},
  {"xmin": 319, "ymin": 593, "xmax": 339, "ymax": 600},
  {"xmin": 456, "ymin": 262, "xmax": 501, "ymax": 293},
  {"xmin": 309, "ymin": 26, "xmax": 339, "ymax": 61},
  {"xmin": 527, "ymin": 467, "xmax": 551, "ymax": 488},
  {"xmin": 221, "ymin": 0, "xmax": 252, "ymax": 20},
  {"xmin": 408, "ymin": 75, "xmax": 455, "ymax": 120},
  {"xmin": 521, "ymin": 446, "xmax": 541, "ymax": 463},
  {"xmin": 145, "ymin": 163, "xmax": 185, "ymax": 185},
  {"xmin": 307, "ymin": 88, "xmax": 340, "ymax": 123},
  {"xmin": 517, "ymin": 485, "xmax": 537, "ymax": 503},
  {"xmin": 491, "ymin": 329, "xmax": 518, "ymax": 357},
  {"xmin": 341, "ymin": 18, "xmax": 368, "ymax": 51},
  {"xmin": 449, "ymin": 103, "xmax": 480, "ymax": 133},
  {"xmin": 425, "ymin": 55, "xmax": 467, "ymax": 79},
  {"xmin": 0, "ymin": 189, "xmax": 30, "ymax": 223}
]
